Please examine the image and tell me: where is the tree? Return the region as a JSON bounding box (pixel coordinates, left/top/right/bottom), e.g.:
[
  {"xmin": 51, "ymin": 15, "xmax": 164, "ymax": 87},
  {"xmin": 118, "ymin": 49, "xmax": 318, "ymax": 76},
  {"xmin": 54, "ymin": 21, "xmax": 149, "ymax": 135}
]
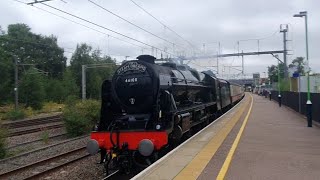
[
  {"xmin": 19, "ymin": 68, "xmax": 46, "ymax": 109},
  {"xmin": 268, "ymin": 65, "xmax": 278, "ymax": 82},
  {"xmin": 62, "ymin": 68, "xmax": 79, "ymax": 99},
  {"xmin": 0, "ymin": 26, "xmax": 4, "ymax": 35},
  {"xmin": 268, "ymin": 62, "xmax": 285, "ymax": 83},
  {"xmin": 45, "ymin": 79, "xmax": 65, "ymax": 103},
  {"xmin": 0, "ymin": 23, "xmax": 69, "ymax": 104},
  {"xmin": 0, "ymin": 44, "xmax": 13, "ymax": 104},
  {"xmin": 289, "ymin": 57, "xmax": 306, "ymax": 75},
  {"xmin": 1, "ymin": 24, "xmax": 67, "ymax": 78},
  {"xmin": 70, "ymin": 43, "xmax": 93, "ymax": 86},
  {"xmin": 70, "ymin": 44, "xmax": 117, "ymax": 99}
]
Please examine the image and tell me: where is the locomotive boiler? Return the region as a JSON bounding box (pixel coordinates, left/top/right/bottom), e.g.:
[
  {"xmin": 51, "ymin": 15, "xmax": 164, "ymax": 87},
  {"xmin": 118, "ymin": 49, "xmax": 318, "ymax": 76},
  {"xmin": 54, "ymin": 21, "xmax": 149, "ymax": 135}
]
[{"xmin": 86, "ymin": 55, "xmax": 243, "ymax": 174}]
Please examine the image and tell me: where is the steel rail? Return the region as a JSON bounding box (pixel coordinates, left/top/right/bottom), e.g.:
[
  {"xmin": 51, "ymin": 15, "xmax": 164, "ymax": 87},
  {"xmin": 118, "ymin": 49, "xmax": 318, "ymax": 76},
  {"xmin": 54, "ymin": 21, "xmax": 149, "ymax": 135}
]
[
  {"xmin": 0, "ymin": 135, "xmax": 89, "ymax": 163},
  {"xmin": 0, "ymin": 146, "xmax": 88, "ymax": 179},
  {"xmin": 6, "ymin": 133, "xmax": 67, "ymax": 150},
  {"xmin": 3, "ymin": 114, "xmax": 62, "ymax": 129},
  {"xmin": 8, "ymin": 122, "xmax": 64, "ymax": 137}
]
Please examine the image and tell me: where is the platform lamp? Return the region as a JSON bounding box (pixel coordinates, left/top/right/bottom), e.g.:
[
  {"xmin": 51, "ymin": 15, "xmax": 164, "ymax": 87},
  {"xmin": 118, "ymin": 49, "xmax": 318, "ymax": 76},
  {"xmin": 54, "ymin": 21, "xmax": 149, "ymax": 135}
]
[
  {"xmin": 275, "ymin": 54, "xmax": 281, "ymax": 107},
  {"xmin": 293, "ymin": 11, "xmax": 312, "ymax": 127}
]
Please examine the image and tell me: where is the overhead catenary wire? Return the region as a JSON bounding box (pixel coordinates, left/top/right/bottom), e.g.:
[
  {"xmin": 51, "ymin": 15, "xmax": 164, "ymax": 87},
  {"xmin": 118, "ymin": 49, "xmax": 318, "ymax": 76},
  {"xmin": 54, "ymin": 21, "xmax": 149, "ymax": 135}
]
[
  {"xmin": 129, "ymin": 0, "xmax": 201, "ymax": 53},
  {"xmin": 13, "ymin": 0, "xmax": 147, "ymax": 50},
  {"xmin": 0, "ymin": 35, "xmax": 132, "ymax": 57},
  {"xmin": 88, "ymin": 0, "xmax": 186, "ymax": 51},
  {"xmin": 236, "ymin": 29, "xmax": 279, "ymax": 54},
  {"xmin": 34, "ymin": 5, "xmax": 145, "ymax": 49},
  {"xmin": 0, "ymin": 36, "xmax": 74, "ymax": 53},
  {"xmin": 238, "ymin": 29, "xmax": 279, "ymax": 42},
  {"xmin": 38, "ymin": 2, "xmax": 176, "ymax": 57},
  {"xmin": 14, "ymin": 0, "xmax": 175, "ymax": 56}
]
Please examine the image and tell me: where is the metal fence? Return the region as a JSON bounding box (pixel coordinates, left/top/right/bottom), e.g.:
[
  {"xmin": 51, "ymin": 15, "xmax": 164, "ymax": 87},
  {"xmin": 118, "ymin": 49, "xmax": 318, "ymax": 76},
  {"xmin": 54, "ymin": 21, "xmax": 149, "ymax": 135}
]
[{"xmin": 270, "ymin": 91, "xmax": 320, "ymax": 122}]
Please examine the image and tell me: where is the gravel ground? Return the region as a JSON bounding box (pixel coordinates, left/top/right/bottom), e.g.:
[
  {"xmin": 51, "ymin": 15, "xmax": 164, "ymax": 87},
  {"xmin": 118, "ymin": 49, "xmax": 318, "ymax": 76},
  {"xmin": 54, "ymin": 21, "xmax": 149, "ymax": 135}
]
[
  {"xmin": 0, "ymin": 136, "xmax": 89, "ymax": 174},
  {"xmin": 9, "ymin": 121, "xmax": 64, "ymax": 134},
  {"xmin": 7, "ymin": 127, "xmax": 66, "ymax": 147},
  {"xmin": 39, "ymin": 154, "xmax": 105, "ymax": 180},
  {"xmin": 6, "ymin": 148, "xmax": 89, "ymax": 180},
  {"xmin": 6, "ymin": 133, "xmax": 68, "ymax": 157}
]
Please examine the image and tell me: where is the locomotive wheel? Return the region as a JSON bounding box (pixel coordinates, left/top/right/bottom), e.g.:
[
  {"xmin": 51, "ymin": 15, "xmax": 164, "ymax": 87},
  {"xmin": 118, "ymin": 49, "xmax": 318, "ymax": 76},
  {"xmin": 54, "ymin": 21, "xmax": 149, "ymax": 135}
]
[{"xmin": 133, "ymin": 151, "xmax": 158, "ymax": 168}]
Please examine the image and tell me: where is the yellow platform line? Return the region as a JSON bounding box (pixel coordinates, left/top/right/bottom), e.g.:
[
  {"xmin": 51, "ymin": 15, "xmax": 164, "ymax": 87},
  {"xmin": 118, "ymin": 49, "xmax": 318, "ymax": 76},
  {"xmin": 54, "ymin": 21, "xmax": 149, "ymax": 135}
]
[
  {"xmin": 217, "ymin": 94, "xmax": 253, "ymax": 180},
  {"xmin": 174, "ymin": 96, "xmax": 251, "ymax": 180}
]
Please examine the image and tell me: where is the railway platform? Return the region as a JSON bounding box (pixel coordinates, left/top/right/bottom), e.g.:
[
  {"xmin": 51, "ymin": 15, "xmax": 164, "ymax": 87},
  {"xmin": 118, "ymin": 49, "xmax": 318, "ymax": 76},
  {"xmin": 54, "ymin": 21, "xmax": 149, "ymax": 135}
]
[{"xmin": 132, "ymin": 93, "xmax": 320, "ymax": 180}]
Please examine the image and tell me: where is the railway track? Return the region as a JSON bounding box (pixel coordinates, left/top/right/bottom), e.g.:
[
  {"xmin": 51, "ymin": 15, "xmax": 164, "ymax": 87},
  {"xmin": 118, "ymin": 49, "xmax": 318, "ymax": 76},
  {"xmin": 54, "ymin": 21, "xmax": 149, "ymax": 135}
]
[
  {"xmin": 8, "ymin": 122, "xmax": 64, "ymax": 137},
  {"xmin": 103, "ymin": 170, "xmax": 120, "ymax": 180},
  {"xmin": 2, "ymin": 114, "xmax": 62, "ymax": 129},
  {"xmin": 6, "ymin": 133, "xmax": 67, "ymax": 150},
  {"xmin": 0, "ymin": 146, "xmax": 89, "ymax": 180},
  {"xmin": 0, "ymin": 135, "xmax": 89, "ymax": 164},
  {"xmin": 2, "ymin": 114, "xmax": 64, "ymax": 137}
]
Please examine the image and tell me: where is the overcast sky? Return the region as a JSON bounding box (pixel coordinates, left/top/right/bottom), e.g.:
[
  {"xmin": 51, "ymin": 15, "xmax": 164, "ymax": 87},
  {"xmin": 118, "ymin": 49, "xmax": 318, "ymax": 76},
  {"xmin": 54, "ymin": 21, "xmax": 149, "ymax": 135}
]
[{"xmin": 1, "ymin": 0, "xmax": 319, "ymax": 79}]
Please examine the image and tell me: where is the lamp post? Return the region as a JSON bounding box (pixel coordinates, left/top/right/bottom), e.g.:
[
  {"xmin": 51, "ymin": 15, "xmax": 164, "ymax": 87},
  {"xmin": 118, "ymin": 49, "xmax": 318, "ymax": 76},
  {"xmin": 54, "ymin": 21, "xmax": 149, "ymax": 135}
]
[
  {"xmin": 277, "ymin": 56, "xmax": 281, "ymax": 107},
  {"xmin": 294, "ymin": 11, "xmax": 312, "ymax": 127},
  {"xmin": 271, "ymin": 54, "xmax": 282, "ymax": 107}
]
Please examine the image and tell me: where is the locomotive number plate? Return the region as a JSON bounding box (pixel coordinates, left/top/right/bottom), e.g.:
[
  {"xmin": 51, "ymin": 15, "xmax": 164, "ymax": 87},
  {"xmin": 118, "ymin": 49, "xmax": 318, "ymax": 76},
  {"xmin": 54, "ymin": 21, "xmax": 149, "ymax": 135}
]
[
  {"xmin": 125, "ymin": 78, "xmax": 138, "ymax": 83},
  {"xmin": 117, "ymin": 62, "xmax": 146, "ymax": 74}
]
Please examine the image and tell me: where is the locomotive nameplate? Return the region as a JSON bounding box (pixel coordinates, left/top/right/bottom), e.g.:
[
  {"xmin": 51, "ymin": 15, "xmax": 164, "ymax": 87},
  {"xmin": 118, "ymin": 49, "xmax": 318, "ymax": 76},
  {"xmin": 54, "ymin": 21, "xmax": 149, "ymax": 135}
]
[{"xmin": 117, "ymin": 62, "xmax": 146, "ymax": 75}]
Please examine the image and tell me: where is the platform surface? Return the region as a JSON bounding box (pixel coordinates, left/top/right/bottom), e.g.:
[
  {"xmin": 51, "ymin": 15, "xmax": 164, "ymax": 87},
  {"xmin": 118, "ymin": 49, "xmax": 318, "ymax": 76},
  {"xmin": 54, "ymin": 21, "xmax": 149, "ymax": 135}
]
[{"xmin": 132, "ymin": 93, "xmax": 320, "ymax": 180}]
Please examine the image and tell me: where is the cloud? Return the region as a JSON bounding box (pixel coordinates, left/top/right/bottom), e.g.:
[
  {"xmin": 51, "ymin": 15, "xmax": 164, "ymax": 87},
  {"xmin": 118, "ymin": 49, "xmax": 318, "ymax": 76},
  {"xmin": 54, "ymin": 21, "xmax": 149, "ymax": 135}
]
[{"xmin": 1, "ymin": 0, "xmax": 319, "ymax": 76}]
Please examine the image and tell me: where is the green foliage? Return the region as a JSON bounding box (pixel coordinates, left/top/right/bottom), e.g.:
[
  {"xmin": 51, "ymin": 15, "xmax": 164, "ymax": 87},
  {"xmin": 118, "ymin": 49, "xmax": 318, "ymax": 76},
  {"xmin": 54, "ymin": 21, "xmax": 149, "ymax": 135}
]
[
  {"xmin": 5, "ymin": 109, "xmax": 25, "ymax": 120},
  {"xmin": 0, "ymin": 23, "xmax": 68, "ymax": 104},
  {"xmin": 40, "ymin": 129, "xmax": 49, "ymax": 144},
  {"xmin": 0, "ymin": 23, "xmax": 117, "ymax": 110},
  {"xmin": 63, "ymin": 99, "xmax": 100, "ymax": 137},
  {"xmin": 0, "ymin": 40, "xmax": 13, "ymax": 104},
  {"xmin": 3, "ymin": 24, "xmax": 66, "ymax": 78},
  {"xmin": 268, "ymin": 65, "xmax": 278, "ymax": 82},
  {"xmin": 65, "ymin": 95, "xmax": 79, "ymax": 107},
  {"xmin": 45, "ymin": 69, "xmax": 79, "ymax": 103},
  {"xmin": 0, "ymin": 126, "xmax": 7, "ymax": 159},
  {"xmin": 45, "ymin": 79, "xmax": 65, "ymax": 103},
  {"xmin": 70, "ymin": 44, "xmax": 117, "ymax": 99},
  {"xmin": 269, "ymin": 56, "xmax": 308, "ymax": 85},
  {"xmin": 20, "ymin": 68, "xmax": 46, "ymax": 110},
  {"xmin": 62, "ymin": 69, "xmax": 79, "ymax": 99},
  {"xmin": 289, "ymin": 57, "xmax": 306, "ymax": 75},
  {"xmin": 268, "ymin": 62, "xmax": 285, "ymax": 83},
  {"xmin": 41, "ymin": 102, "xmax": 64, "ymax": 113},
  {"xmin": 280, "ymin": 78, "xmax": 290, "ymax": 91}
]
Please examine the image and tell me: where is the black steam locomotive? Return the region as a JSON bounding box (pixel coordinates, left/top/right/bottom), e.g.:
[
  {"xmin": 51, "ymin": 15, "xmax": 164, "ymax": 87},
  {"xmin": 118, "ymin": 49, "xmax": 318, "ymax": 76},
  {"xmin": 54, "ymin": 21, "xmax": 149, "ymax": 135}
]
[{"xmin": 87, "ymin": 55, "xmax": 244, "ymax": 174}]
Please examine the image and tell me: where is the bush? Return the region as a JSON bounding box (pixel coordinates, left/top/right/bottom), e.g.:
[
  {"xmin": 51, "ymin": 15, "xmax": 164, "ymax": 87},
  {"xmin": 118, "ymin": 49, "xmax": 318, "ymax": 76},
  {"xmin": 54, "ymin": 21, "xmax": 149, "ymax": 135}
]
[
  {"xmin": 41, "ymin": 102, "xmax": 64, "ymax": 113},
  {"xmin": 63, "ymin": 99, "xmax": 100, "ymax": 137},
  {"xmin": 19, "ymin": 68, "xmax": 46, "ymax": 110},
  {"xmin": 5, "ymin": 109, "xmax": 26, "ymax": 120},
  {"xmin": 23, "ymin": 107, "xmax": 35, "ymax": 117},
  {"xmin": 45, "ymin": 79, "xmax": 65, "ymax": 103},
  {"xmin": 0, "ymin": 126, "xmax": 7, "ymax": 159},
  {"xmin": 40, "ymin": 129, "xmax": 49, "ymax": 144},
  {"xmin": 65, "ymin": 95, "xmax": 79, "ymax": 107}
]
